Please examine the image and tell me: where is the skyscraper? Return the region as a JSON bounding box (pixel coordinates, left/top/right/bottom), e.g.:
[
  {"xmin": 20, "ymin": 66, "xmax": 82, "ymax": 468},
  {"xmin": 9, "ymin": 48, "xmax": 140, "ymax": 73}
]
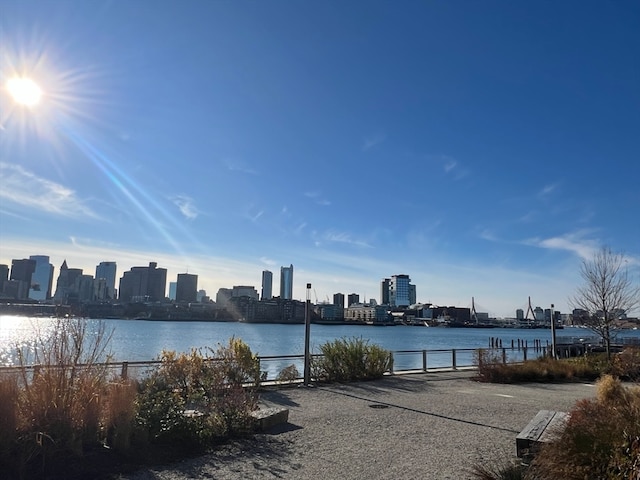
[
  {"xmin": 333, "ymin": 293, "xmax": 345, "ymax": 309},
  {"xmin": 118, "ymin": 262, "xmax": 167, "ymax": 302},
  {"xmin": 10, "ymin": 258, "xmax": 36, "ymax": 299},
  {"xmin": 280, "ymin": 264, "xmax": 293, "ymax": 300},
  {"xmin": 347, "ymin": 293, "xmax": 360, "ymax": 307},
  {"xmin": 53, "ymin": 260, "xmax": 83, "ymax": 303},
  {"xmin": 95, "ymin": 261, "xmax": 117, "ymax": 300},
  {"xmin": 29, "ymin": 255, "xmax": 54, "ymax": 301},
  {"xmin": 176, "ymin": 273, "xmax": 198, "ymax": 303},
  {"xmin": 261, "ymin": 270, "xmax": 273, "ymax": 300},
  {"xmin": 383, "ymin": 274, "xmax": 414, "ymax": 307}
]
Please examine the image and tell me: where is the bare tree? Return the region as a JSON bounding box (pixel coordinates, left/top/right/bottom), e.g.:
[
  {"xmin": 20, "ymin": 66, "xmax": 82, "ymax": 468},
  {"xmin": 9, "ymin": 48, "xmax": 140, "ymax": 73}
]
[{"xmin": 570, "ymin": 247, "xmax": 640, "ymax": 358}]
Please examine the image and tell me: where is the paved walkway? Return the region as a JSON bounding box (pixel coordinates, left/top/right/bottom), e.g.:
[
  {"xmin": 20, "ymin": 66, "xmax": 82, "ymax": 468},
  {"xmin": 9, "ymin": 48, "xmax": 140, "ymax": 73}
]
[{"xmin": 120, "ymin": 371, "xmax": 595, "ymax": 480}]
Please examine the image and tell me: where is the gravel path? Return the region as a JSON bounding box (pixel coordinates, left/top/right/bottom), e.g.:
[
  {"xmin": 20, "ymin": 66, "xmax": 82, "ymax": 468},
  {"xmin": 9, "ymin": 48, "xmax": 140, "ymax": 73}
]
[{"xmin": 118, "ymin": 371, "xmax": 595, "ymax": 480}]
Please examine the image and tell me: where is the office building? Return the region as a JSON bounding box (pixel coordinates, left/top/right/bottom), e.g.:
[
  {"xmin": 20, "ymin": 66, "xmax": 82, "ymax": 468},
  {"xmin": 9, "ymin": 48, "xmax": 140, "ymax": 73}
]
[
  {"xmin": 10, "ymin": 258, "xmax": 37, "ymax": 300},
  {"xmin": 0, "ymin": 264, "xmax": 9, "ymax": 294},
  {"xmin": 380, "ymin": 278, "xmax": 390, "ymax": 305},
  {"xmin": 118, "ymin": 262, "xmax": 167, "ymax": 302},
  {"xmin": 53, "ymin": 261, "xmax": 83, "ymax": 303},
  {"xmin": 176, "ymin": 273, "xmax": 198, "ymax": 303},
  {"xmin": 386, "ymin": 274, "xmax": 413, "ymax": 308},
  {"xmin": 28, "ymin": 255, "xmax": 54, "ymax": 301},
  {"xmin": 347, "ymin": 293, "xmax": 360, "ymax": 307},
  {"xmin": 333, "ymin": 293, "xmax": 345, "ymax": 309},
  {"xmin": 168, "ymin": 282, "xmax": 177, "ymax": 301},
  {"xmin": 280, "ymin": 264, "xmax": 293, "ymax": 300},
  {"xmin": 261, "ymin": 270, "xmax": 273, "ymax": 300},
  {"xmin": 95, "ymin": 261, "xmax": 117, "ymax": 300}
]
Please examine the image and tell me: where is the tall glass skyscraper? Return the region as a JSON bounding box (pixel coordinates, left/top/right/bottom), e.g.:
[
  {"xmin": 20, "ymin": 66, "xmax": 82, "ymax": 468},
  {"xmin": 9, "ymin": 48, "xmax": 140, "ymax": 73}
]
[
  {"xmin": 261, "ymin": 270, "xmax": 273, "ymax": 300},
  {"xmin": 95, "ymin": 261, "xmax": 117, "ymax": 300},
  {"xmin": 280, "ymin": 264, "xmax": 293, "ymax": 300},
  {"xmin": 29, "ymin": 255, "xmax": 54, "ymax": 301}
]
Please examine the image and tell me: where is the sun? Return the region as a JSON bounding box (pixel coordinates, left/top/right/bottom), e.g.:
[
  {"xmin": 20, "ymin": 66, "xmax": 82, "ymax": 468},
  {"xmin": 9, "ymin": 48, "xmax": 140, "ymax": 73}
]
[{"xmin": 6, "ymin": 77, "xmax": 43, "ymax": 106}]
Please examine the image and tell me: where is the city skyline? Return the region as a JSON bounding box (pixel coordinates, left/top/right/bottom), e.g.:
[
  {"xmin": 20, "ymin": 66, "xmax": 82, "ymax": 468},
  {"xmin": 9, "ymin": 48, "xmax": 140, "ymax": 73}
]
[{"xmin": 1, "ymin": 2, "xmax": 639, "ymax": 318}]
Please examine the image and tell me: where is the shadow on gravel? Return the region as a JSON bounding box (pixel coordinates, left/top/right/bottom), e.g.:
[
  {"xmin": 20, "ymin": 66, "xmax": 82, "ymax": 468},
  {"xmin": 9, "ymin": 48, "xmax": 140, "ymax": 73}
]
[
  {"xmin": 260, "ymin": 388, "xmax": 301, "ymax": 407},
  {"xmin": 155, "ymin": 436, "xmax": 299, "ymax": 479}
]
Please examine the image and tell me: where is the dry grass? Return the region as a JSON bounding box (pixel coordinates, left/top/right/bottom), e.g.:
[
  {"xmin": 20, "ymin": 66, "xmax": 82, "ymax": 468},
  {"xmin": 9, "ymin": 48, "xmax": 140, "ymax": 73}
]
[
  {"xmin": 528, "ymin": 375, "xmax": 640, "ymax": 479},
  {"xmin": 474, "ymin": 349, "xmax": 604, "ymax": 383}
]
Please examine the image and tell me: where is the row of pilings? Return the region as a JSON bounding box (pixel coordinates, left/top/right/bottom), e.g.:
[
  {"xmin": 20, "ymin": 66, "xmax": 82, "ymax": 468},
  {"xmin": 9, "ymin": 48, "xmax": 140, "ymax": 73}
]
[{"xmin": 489, "ymin": 337, "xmax": 547, "ymax": 351}]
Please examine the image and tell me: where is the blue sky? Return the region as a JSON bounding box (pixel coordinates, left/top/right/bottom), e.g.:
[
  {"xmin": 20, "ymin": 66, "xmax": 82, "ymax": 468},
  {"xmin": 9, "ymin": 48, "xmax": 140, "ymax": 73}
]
[{"xmin": 1, "ymin": 1, "xmax": 638, "ymax": 317}]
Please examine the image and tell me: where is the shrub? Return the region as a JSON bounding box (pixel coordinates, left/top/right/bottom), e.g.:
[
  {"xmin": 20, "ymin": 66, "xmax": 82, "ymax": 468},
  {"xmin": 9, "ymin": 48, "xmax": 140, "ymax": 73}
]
[
  {"xmin": 610, "ymin": 347, "xmax": 640, "ymax": 381},
  {"xmin": 528, "ymin": 375, "xmax": 640, "ymax": 479},
  {"xmin": 469, "ymin": 462, "xmax": 526, "ymax": 480},
  {"xmin": 312, "ymin": 337, "xmax": 392, "ymax": 382},
  {"xmin": 276, "ymin": 364, "xmax": 300, "ymax": 383},
  {"xmin": 0, "ymin": 319, "xmax": 116, "ymax": 477},
  {"xmin": 136, "ymin": 338, "xmax": 263, "ymax": 449},
  {"xmin": 474, "ymin": 350, "xmax": 604, "ymax": 383}
]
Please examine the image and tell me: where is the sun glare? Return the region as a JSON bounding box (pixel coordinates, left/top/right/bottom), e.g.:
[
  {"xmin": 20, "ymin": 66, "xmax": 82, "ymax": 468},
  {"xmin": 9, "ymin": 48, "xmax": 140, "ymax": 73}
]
[{"xmin": 7, "ymin": 77, "xmax": 43, "ymax": 106}]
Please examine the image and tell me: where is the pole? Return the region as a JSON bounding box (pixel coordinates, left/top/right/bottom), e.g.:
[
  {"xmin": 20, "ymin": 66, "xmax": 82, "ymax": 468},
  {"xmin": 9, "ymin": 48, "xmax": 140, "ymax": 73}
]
[
  {"xmin": 550, "ymin": 303, "xmax": 557, "ymax": 359},
  {"xmin": 304, "ymin": 283, "xmax": 312, "ymax": 385}
]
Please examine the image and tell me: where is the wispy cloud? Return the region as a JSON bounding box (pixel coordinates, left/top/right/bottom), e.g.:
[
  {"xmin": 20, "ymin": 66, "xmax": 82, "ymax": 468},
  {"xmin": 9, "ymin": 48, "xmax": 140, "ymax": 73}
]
[
  {"xmin": 437, "ymin": 155, "xmax": 469, "ymax": 180},
  {"xmin": 294, "ymin": 222, "xmax": 307, "ymax": 235},
  {"xmin": 171, "ymin": 195, "xmax": 199, "ymax": 220},
  {"xmin": 362, "ymin": 133, "xmax": 386, "ymax": 151},
  {"xmin": 538, "ymin": 183, "xmax": 559, "ymax": 197},
  {"xmin": 260, "ymin": 257, "xmax": 277, "ymax": 267},
  {"xmin": 525, "ymin": 231, "xmax": 599, "ymax": 260},
  {"xmin": 319, "ymin": 230, "xmax": 373, "ymax": 248},
  {"xmin": 0, "ymin": 163, "xmax": 98, "ymax": 218},
  {"xmin": 248, "ymin": 210, "xmax": 264, "ymax": 223},
  {"xmin": 304, "ymin": 191, "xmax": 331, "ymax": 206},
  {"xmin": 223, "ymin": 158, "xmax": 258, "ymax": 175}
]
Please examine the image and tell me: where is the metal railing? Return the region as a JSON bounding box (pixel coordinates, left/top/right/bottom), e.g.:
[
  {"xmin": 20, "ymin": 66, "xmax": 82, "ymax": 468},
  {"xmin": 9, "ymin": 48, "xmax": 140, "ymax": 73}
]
[{"xmin": 0, "ymin": 346, "xmax": 547, "ymax": 383}]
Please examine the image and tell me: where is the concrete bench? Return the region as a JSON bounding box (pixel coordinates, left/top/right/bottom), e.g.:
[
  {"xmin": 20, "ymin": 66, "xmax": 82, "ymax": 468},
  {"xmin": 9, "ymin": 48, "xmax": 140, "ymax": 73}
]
[
  {"xmin": 251, "ymin": 407, "xmax": 289, "ymax": 431},
  {"xmin": 516, "ymin": 410, "xmax": 568, "ymax": 458}
]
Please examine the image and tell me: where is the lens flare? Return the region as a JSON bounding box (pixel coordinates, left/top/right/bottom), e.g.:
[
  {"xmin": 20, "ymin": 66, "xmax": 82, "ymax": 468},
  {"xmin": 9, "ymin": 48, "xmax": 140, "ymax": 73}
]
[{"xmin": 7, "ymin": 77, "xmax": 43, "ymax": 106}]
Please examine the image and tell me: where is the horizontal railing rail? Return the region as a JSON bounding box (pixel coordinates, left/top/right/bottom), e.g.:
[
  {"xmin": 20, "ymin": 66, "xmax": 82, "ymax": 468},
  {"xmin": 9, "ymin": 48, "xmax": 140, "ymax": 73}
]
[{"xmin": 0, "ymin": 345, "xmax": 548, "ymax": 383}]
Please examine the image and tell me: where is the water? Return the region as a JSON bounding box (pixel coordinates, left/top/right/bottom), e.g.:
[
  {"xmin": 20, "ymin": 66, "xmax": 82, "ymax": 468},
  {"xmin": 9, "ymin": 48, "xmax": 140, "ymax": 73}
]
[{"xmin": 2, "ymin": 316, "xmax": 638, "ymax": 376}]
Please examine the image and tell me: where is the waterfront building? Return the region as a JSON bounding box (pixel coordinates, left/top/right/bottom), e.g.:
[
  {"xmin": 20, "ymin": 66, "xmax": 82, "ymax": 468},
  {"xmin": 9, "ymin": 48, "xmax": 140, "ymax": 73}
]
[
  {"xmin": 0, "ymin": 264, "xmax": 9, "ymax": 295},
  {"xmin": 28, "ymin": 255, "xmax": 54, "ymax": 301},
  {"xmin": 534, "ymin": 306, "xmax": 544, "ymax": 321},
  {"xmin": 10, "ymin": 258, "xmax": 36, "ymax": 300},
  {"xmin": 232, "ymin": 285, "xmax": 259, "ymax": 300},
  {"xmin": 280, "ymin": 264, "xmax": 293, "ymax": 300},
  {"xmin": 176, "ymin": 273, "xmax": 198, "ymax": 303},
  {"xmin": 380, "ymin": 278, "xmax": 390, "ymax": 305},
  {"xmin": 347, "ymin": 293, "xmax": 360, "ymax": 307},
  {"xmin": 75, "ymin": 274, "xmax": 95, "ymax": 303},
  {"xmin": 333, "ymin": 293, "xmax": 345, "ymax": 309},
  {"xmin": 95, "ymin": 261, "xmax": 117, "ymax": 300},
  {"xmin": 516, "ymin": 308, "xmax": 524, "ymax": 320},
  {"xmin": 261, "ymin": 270, "xmax": 273, "ymax": 300},
  {"xmin": 196, "ymin": 289, "xmax": 208, "ymax": 302},
  {"xmin": 168, "ymin": 282, "xmax": 177, "ymax": 301},
  {"xmin": 388, "ymin": 274, "xmax": 413, "ymax": 308},
  {"xmin": 118, "ymin": 262, "xmax": 167, "ymax": 302},
  {"xmin": 53, "ymin": 260, "xmax": 84, "ymax": 303}
]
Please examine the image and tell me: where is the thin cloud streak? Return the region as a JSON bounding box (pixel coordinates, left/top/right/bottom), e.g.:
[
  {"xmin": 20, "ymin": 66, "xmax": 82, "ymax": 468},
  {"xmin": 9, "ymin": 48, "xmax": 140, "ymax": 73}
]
[{"xmin": 0, "ymin": 163, "xmax": 98, "ymax": 218}]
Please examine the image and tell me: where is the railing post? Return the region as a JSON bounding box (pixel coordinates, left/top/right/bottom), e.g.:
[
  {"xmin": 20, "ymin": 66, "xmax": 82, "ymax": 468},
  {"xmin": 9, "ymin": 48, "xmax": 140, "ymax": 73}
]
[
  {"xmin": 452, "ymin": 349, "xmax": 457, "ymax": 370},
  {"xmin": 523, "ymin": 347, "xmax": 527, "ymax": 361},
  {"xmin": 121, "ymin": 362, "xmax": 128, "ymax": 379},
  {"xmin": 389, "ymin": 352, "xmax": 394, "ymax": 375},
  {"xmin": 502, "ymin": 348, "xmax": 507, "ymax": 364},
  {"xmin": 422, "ymin": 350, "xmax": 427, "ymax": 372}
]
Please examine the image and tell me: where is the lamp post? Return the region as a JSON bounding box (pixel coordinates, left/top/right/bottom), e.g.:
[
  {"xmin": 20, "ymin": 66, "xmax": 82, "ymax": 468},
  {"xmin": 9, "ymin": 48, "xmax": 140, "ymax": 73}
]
[
  {"xmin": 304, "ymin": 283, "xmax": 311, "ymax": 385},
  {"xmin": 550, "ymin": 303, "xmax": 557, "ymax": 359}
]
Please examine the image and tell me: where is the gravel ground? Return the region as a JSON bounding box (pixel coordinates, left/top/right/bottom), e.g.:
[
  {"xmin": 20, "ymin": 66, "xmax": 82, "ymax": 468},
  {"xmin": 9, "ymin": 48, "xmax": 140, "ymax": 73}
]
[{"xmin": 117, "ymin": 371, "xmax": 596, "ymax": 480}]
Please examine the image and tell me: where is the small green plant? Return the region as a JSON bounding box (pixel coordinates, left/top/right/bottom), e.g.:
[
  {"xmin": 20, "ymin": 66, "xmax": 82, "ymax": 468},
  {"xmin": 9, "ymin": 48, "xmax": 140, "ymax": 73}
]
[
  {"xmin": 312, "ymin": 337, "xmax": 392, "ymax": 382},
  {"xmin": 136, "ymin": 337, "xmax": 263, "ymax": 449}
]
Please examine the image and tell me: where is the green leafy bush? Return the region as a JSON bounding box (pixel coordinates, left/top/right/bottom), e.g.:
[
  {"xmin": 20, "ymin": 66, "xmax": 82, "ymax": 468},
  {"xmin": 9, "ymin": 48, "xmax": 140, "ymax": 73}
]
[
  {"xmin": 312, "ymin": 337, "xmax": 392, "ymax": 382},
  {"xmin": 136, "ymin": 338, "xmax": 263, "ymax": 449}
]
